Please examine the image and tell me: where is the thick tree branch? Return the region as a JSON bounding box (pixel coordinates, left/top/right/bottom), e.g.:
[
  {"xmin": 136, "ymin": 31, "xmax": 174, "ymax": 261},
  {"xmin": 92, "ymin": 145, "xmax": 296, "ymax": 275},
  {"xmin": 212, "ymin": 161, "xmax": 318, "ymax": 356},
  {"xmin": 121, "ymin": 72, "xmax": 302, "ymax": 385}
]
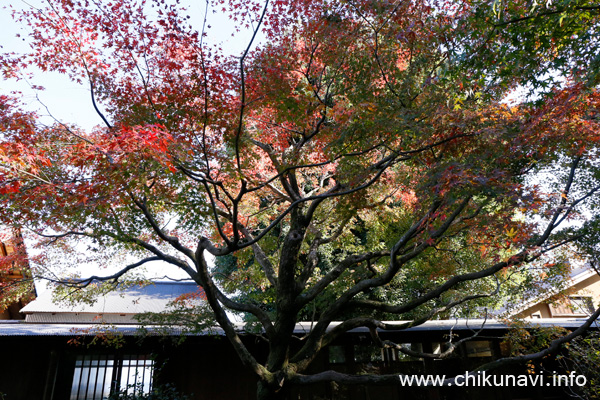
[
  {"xmin": 238, "ymin": 226, "xmax": 277, "ymax": 287},
  {"xmin": 193, "ymin": 241, "xmax": 273, "ymax": 379}
]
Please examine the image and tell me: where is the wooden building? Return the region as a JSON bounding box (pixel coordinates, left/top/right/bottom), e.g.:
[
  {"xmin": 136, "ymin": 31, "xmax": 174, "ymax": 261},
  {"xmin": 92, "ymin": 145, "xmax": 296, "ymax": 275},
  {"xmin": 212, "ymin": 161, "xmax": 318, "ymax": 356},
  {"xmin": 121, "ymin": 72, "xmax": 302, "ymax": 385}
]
[
  {"xmin": 514, "ymin": 266, "xmax": 600, "ymax": 319},
  {"xmin": 0, "ymin": 228, "xmax": 35, "ymax": 320},
  {"xmin": 0, "ymin": 318, "xmax": 592, "ymax": 400},
  {"xmin": 0, "ymin": 281, "xmax": 595, "ymax": 400}
]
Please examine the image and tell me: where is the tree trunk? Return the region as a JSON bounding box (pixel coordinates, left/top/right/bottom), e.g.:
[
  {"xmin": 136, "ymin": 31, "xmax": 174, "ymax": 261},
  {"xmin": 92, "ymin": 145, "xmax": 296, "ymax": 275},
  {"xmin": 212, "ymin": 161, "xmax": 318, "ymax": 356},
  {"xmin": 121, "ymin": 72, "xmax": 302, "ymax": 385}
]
[{"xmin": 256, "ymin": 381, "xmax": 287, "ymax": 400}]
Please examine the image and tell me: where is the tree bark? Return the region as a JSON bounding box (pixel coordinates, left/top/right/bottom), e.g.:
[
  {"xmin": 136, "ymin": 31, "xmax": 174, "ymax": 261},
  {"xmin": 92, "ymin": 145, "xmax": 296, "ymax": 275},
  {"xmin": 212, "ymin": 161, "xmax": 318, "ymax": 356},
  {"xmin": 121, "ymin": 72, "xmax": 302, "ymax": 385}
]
[{"xmin": 256, "ymin": 381, "xmax": 287, "ymax": 400}]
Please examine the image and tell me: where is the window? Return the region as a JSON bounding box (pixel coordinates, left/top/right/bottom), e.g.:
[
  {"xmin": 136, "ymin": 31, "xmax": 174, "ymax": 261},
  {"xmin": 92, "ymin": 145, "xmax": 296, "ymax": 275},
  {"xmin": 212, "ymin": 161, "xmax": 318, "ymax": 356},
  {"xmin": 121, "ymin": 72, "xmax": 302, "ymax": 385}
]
[
  {"xmin": 353, "ymin": 345, "xmax": 383, "ymax": 363},
  {"xmin": 328, "ymin": 345, "xmax": 346, "ymax": 364},
  {"xmin": 395, "ymin": 343, "xmax": 423, "ymax": 361},
  {"xmin": 549, "ymin": 296, "xmax": 595, "ymax": 317},
  {"xmin": 465, "ymin": 341, "xmax": 493, "ymax": 358},
  {"xmin": 70, "ymin": 354, "xmax": 154, "ymax": 400},
  {"xmin": 571, "ymin": 296, "xmax": 595, "ymax": 314}
]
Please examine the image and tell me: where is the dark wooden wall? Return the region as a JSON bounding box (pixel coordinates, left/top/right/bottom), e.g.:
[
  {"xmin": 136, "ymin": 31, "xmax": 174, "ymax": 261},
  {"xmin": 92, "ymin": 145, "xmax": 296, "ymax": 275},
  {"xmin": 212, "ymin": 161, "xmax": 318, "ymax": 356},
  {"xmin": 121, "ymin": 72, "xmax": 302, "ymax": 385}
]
[{"xmin": 0, "ymin": 330, "xmax": 574, "ymax": 400}]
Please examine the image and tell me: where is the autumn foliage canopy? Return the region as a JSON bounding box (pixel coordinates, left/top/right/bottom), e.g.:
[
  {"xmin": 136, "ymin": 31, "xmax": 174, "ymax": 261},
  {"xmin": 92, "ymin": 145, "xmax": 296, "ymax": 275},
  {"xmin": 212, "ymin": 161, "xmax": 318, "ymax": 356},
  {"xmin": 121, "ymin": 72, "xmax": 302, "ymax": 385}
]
[{"xmin": 1, "ymin": 0, "xmax": 600, "ymax": 398}]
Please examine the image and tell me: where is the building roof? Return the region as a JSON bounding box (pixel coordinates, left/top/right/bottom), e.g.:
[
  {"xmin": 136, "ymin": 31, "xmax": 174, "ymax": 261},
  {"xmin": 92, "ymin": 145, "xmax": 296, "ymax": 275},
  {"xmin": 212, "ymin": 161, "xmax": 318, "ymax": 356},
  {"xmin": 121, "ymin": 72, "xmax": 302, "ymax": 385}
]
[
  {"xmin": 506, "ymin": 266, "xmax": 599, "ymax": 317},
  {"xmin": 20, "ymin": 280, "xmax": 204, "ymax": 323},
  {"xmin": 0, "ymin": 318, "xmax": 595, "ymax": 337},
  {"xmin": 11, "ymin": 278, "xmax": 598, "ymax": 336}
]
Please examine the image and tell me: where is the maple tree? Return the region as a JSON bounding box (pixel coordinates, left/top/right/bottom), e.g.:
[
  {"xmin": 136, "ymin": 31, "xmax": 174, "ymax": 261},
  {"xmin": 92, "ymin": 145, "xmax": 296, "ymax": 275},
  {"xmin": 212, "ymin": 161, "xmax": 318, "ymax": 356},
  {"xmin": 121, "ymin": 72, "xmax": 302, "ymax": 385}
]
[{"xmin": 1, "ymin": 0, "xmax": 600, "ymax": 398}]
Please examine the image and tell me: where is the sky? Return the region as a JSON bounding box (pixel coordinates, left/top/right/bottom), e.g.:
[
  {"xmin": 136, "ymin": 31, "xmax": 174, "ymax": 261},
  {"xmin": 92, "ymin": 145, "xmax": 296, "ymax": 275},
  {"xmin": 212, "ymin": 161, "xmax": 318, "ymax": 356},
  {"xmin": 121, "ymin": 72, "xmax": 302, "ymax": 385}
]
[
  {"xmin": 1, "ymin": 0, "xmax": 263, "ymax": 287},
  {"xmin": 1, "ymin": 0, "xmax": 259, "ymax": 130},
  {"xmin": 1, "ymin": 4, "xmax": 102, "ymax": 130}
]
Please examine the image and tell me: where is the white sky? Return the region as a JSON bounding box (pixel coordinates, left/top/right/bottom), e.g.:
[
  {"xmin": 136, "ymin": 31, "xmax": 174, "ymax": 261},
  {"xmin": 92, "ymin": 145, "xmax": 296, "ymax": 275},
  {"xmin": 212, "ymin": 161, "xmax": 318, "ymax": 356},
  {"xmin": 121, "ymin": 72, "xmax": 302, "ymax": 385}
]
[
  {"xmin": 1, "ymin": 0, "xmax": 259, "ymax": 129},
  {"xmin": 1, "ymin": 1, "xmax": 261, "ymax": 287}
]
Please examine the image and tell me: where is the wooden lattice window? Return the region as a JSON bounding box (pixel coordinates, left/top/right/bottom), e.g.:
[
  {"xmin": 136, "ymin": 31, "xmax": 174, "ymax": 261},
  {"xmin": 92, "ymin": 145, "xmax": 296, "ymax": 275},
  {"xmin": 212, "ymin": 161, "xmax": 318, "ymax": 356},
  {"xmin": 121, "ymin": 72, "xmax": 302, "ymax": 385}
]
[{"xmin": 70, "ymin": 354, "xmax": 154, "ymax": 400}]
